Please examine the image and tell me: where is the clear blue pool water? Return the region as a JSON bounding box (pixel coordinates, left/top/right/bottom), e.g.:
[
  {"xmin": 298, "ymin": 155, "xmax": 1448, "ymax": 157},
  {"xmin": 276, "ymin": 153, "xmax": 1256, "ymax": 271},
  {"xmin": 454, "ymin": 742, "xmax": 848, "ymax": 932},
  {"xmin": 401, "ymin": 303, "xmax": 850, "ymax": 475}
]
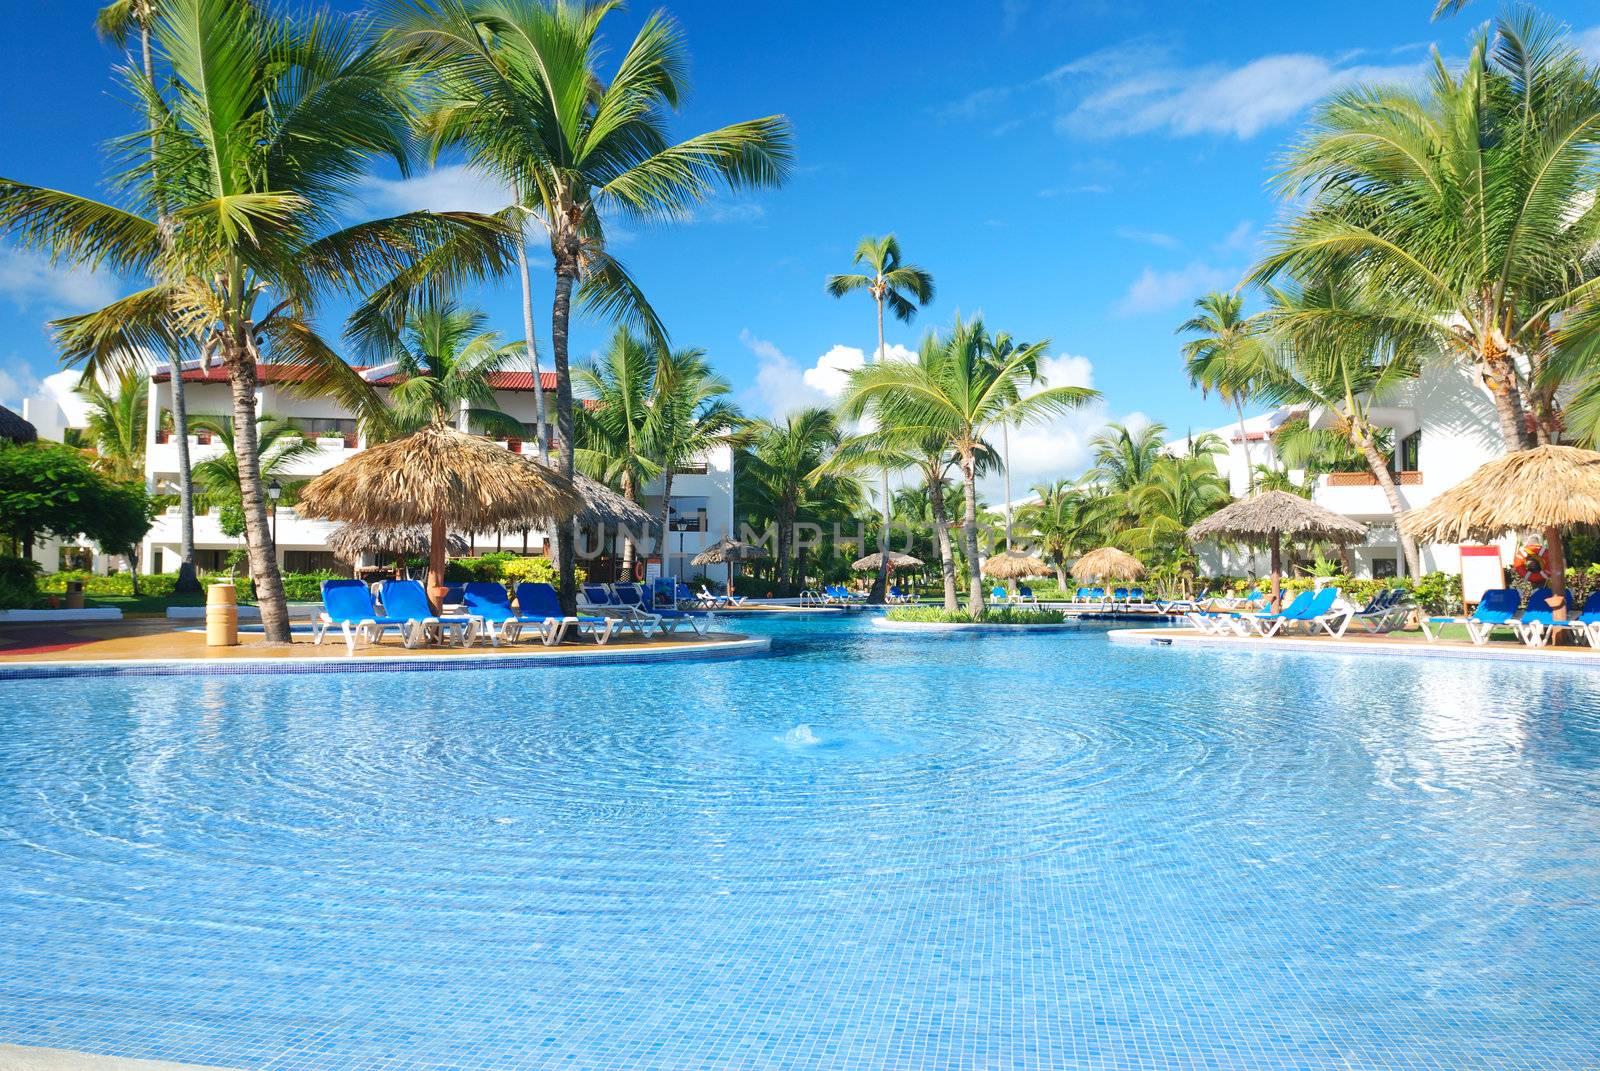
[{"xmin": 2, "ymin": 614, "xmax": 1598, "ymax": 1070}]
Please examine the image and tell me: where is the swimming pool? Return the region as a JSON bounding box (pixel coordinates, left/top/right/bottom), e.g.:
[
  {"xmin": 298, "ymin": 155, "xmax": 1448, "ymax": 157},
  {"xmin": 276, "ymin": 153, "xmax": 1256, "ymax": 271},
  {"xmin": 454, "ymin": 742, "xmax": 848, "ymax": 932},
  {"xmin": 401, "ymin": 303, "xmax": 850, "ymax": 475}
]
[{"xmin": 2, "ymin": 614, "xmax": 1597, "ymax": 1070}]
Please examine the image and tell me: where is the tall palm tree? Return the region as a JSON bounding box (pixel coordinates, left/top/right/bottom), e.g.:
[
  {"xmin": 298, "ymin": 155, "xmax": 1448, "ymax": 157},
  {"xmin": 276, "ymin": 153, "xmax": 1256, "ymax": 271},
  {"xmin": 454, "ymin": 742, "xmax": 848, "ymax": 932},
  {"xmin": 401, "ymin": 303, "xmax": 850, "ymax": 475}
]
[
  {"xmin": 389, "ymin": 0, "xmax": 793, "ymax": 612},
  {"xmin": 738, "ymin": 408, "xmax": 844, "ymax": 590},
  {"xmin": 1178, "ymin": 291, "xmax": 1268, "ymax": 493},
  {"xmin": 78, "ymin": 372, "xmax": 148, "ymax": 484},
  {"xmin": 1124, "ymin": 449, "xmax": 1232, "ymax": 564},
  {"xmin": 0, "ymin": 0, "xmax": 510, "ymax": 641},
  {"xmin": 841, "ymin": 317, "xmax": 1096, "ymax": 618},
  {"xmin": 1256, "ymin": 273, "xmax": 1427, "ymax": 575},
  {"xmin": 649, "ymin": 347, "xmax": 744, "ymax": 579},
  {"xmin": 190, "ymin": 416, "xmax": 321, "ymax": 505},
  {"xmin": 573, "ymin": 328, "xmax": 668, "ymax": 576},
  {"xmin": 377, "ymin": 300, "xmax": 525, "ymax": 438},
  {"xmin": 979, "ymin": 330, "xmax": 1044, "ymax": 551},
  {"xmin": 1253, "ymin": 10, "xmax": 1600, "ymax": 453},
  {"xmin": 1018, "ymin": 480, "xmax": 1096, "ymax": 589},
  {"xmin": 94, "ymin": 0, "xmax": 202, "ymax": 593},
  {"xmin": 825, "ymin": 233, "xmax": 935, "ymax": 602}
]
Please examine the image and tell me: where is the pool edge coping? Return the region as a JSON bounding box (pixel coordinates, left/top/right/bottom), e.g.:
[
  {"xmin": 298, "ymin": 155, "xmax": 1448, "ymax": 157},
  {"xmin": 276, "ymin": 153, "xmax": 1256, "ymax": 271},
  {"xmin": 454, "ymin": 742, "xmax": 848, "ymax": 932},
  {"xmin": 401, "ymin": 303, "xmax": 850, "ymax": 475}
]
[
  {"xmin": 1107, "ymin": 627, "xmax": 1600, "ymax": 666},
  {"xmin": 0, "ymin": 633, "xmax": 772, "ymax": 681}
]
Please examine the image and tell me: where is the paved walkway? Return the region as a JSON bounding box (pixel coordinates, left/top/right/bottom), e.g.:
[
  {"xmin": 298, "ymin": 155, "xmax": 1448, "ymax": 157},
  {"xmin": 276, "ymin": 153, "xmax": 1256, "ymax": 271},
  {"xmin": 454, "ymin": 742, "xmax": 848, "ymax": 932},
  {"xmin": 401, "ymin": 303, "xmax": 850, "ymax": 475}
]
[
  {"xmin": 1109, "ymin": 625, "xmax": 1600, "ymax": 664},
  {"xmin": 0, "ymin": 1045, "xmax": 240, "ymax": 1071}
]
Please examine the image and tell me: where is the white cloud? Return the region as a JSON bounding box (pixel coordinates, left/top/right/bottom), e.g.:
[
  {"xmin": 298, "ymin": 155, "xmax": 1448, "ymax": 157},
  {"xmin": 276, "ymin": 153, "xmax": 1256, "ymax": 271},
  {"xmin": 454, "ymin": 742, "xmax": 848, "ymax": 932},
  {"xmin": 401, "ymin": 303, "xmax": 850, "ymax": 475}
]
[
  {"xmin": 1114, "ymin": 260, "xmax": 1236, "ymax": 317},
  {"xmin": 1577, "ymin": 26, "xmax": 1600, "ymax": 63},
  {"xmin": 0, "ymin": 244, "xmax": 119, "ymax": 312},
  {"xmin": 1214, "ymin": 220, "xmax": 1256, "ymax": 254},
  {"xmin": 0, "ymin": 361, "xmax": 41, "ymax": 412},
  {"xmin": 1115, "ymin": 226, "xmax": 1179, "ymax": 249},
  {"xmin": 1055, "ymin": 46, "xmax": 1424, "ymax": 140},
  {"xmin": 740, "ymin": 332, "xmax": 918, "ymax": 418},
  {"xmin": 362, "ymin": 164, "xmax": 509, "ymax": 214}
]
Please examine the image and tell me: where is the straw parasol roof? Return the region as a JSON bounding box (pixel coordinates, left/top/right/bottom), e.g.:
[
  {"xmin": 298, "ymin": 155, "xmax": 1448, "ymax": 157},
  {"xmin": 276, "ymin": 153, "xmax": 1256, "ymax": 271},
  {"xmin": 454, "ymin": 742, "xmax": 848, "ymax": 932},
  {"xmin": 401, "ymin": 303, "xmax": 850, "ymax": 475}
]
[
  {"xmin": 1187, "ymin": 490, "xmax": 1369, "ymax": 545},
  {"xmin": 327, "ymin": 523, "xmax": 469, "ymax": 563},
  {"xmin": 983, "ymin": 550, "xmax": 1049, "ymax": 579},
  {"xmin": 0, "ymin": 404, "xmax": 36, "ymax": 444},
  {"xmin": 851, "ymin": 550, "xmax": 923, "ymax": 571},
  {"xmin": 1071, "ymin": 546, "xmax": 1145, "ymax": 582},
  {"xmin": 1187, "ymin": 491, "xmax": 1366, "ymax": 611},
  {"xmin": 572, "ymin": 472, "xmax": 657, "ymax": 531},
  {"xmin": 693, "ymin": 537, "xmax": 769, "ymax": 566},
  {"xmin": 298, "ymin": 423, "xmax": 583, "ymax": 532},
  {"xmin": 1398, "ymin": 445, "xmax": 1600, "ymax": 543}
]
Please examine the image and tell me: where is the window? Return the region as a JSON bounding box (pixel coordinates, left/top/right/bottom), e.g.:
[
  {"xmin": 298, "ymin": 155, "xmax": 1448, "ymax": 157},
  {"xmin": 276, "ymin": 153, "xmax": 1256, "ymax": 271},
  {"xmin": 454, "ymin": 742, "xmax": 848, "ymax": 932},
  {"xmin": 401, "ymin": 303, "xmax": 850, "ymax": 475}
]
[
  {"xmin": 1396, "ymin": 430, "xmax": 1420, "ymax": 473},
  {"xmin": 673, "ymin": 463, "xmax": 708, "ymax": 476},
  {"xmin": 285, "ymin": 550, "xmax": 345, "ymax": 574},
  {"xmin": 1373, "ymin": 557, "xmax": 1398, "ymax": 579},
  {"xmin": 667, "ymin": 496, "xmax": 708, "ymax": 533}
]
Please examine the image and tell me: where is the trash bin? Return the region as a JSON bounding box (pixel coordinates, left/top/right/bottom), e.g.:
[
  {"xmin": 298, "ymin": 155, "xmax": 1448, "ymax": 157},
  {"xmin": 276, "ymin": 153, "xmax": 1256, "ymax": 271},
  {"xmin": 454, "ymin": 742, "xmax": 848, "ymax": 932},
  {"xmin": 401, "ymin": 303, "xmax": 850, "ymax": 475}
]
[
  {"xmin": 64, "ymin": 579, "xmax": 85, "ymax": 610},
  {"xmin": 206, "ymin": 582, "xmax": 239, "ymax": 646}
]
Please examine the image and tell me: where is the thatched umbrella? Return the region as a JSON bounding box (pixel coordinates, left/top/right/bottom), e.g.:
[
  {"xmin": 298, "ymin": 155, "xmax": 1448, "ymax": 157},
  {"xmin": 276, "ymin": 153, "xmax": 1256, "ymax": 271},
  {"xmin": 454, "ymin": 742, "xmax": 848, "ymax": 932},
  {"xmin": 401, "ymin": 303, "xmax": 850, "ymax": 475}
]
[
  {"xmin": 983, "ymin": 549, "xmax": 1049, "ymax": 580},
  {"xmin": 851, "ymin": 550, "xmax": 923, "ymax": 572},
  {"xmin": 1071, "ymin": 546, "xmax": 1145, "ymax": 590},
  {"xmin": 572, "ymin": 473, "xmax": 658, "ymax": 531},
  {"xmin": 327, "ymin": 523, "xmax": 470, "ymax": 566},
  {"xmin": 1188, "ymin": 490, "xmax": 1366, "ymax": 610},
  {"xmin": 0, "ymin": 404, "xmax": 36, "ymax": 444},
  {"xmin": 694, "ymin": 537, "xmax": 770, "ymax": 597},
  {"xmin": 1400, "ymin": 444, "xmax": 1600, "ymax": 621},
  {"xmin": 298, "ymin": 423, "xmax": 583, "ymax": 608}
]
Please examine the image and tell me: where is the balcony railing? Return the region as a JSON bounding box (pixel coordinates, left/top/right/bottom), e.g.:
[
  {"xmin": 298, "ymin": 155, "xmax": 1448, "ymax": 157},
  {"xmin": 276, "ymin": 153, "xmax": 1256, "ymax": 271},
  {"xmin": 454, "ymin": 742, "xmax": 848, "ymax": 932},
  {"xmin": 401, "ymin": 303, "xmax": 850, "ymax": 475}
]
[{"xmin": 1324, "ymin": 470, "xmax": 1423, "ymax": 487}]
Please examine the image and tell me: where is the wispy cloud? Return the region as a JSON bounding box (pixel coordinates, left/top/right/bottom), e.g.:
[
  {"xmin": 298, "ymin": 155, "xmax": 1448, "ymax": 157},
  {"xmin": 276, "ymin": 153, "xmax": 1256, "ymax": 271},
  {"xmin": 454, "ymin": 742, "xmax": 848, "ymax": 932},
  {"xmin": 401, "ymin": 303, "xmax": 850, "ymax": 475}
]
[
  {"xmin": 0, "ymin": 361, "xmax": 41, "ymax": 412},
  {"xmin": 362, "ymin": 164, "xmax": 508, "ymax": 214},
  {"xmin": 1114, "ymin": 260, "xmax": 1236, "ymax": 317},
  {"xmin": 738, "ymin": 331, "xmax": 915, "ymax": 418},
  {"xmin": 0, "ymin": 244, "xmax": 119, "ymax": 313},
  {"xmin": 1115, "ymin": 226, "xmax": 1180, "ymax": 249}
]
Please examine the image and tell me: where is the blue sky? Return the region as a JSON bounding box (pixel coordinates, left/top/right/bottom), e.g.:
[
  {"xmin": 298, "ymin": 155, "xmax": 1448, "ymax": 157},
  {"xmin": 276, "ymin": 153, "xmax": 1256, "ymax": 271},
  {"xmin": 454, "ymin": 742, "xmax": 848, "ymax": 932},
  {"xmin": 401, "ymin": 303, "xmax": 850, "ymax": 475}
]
[{"xmin": 2, "ymin": 0, "xmax": 1597, "ymax": 490}]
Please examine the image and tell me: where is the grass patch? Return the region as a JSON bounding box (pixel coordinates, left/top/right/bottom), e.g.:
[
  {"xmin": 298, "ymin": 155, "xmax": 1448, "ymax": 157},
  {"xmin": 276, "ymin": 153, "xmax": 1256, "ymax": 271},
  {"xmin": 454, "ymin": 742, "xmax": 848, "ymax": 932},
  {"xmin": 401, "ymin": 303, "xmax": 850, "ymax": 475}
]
[
  {"xmin": 45, "ymin": 593, "xmax": 213, "ymax": 617},
  {"xmin": 886, "ymin": 606, "xmax": 1066, "ymax": 625}
]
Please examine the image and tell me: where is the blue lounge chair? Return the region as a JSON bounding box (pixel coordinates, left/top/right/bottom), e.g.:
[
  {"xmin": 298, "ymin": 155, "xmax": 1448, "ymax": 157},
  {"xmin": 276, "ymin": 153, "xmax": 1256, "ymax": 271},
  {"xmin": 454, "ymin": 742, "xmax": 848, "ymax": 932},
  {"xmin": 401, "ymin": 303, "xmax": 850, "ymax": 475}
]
[
  {"xmin": 618, "ymin": 582, "xmax": 704, "ymax": 635},
  {"xmin": 381, "ymin": 579, "xmax": 477, "ymax": 646},
  {"xmin": 697, "ymin": 583, "xmax": 744, "ymax": 608},
  {"xmin": 1112, "ymin": 586, "xmax": 1129, "ymax": 604},
  {"xmin": 1127, "ymin": 586, "xmax": 1145, "ymax": 606},
  {"xmin": 311, "ymin": 578, "xmax": 420, "ymax": 654},
  {"xmin": 1570, "ymin": 591, "xmax": 1600, "ymax": 647},
  {"xmin": 887, "ymin": 584, "xmax": 915, "ymax": 604},
  {"xmin": 580, "ymin": 583, "xmax": 658, "ymax": 637},
  {"xmin": 1422, "ymin": 588, "xmax": 1521, "ymax": 645},
  {"xmin": 462, "ymin": 581, "xmax": 530, "ymax": 646},
  {"xmin": 1089, "ymin": 586, "xmax": 1106, "ymax": 602},
  {"xmin": 990, "ymin": 585, "xmax": 1010, "ymax": 604},
  {"xmin": 514, "ymin": 582, "xmax": 617, "ymax": 645},
  {"xmin": 1511, "ymin": 587, "xmax": 1574, "ymax": 647},
  {"xmin": 1351, "ymin": 588, "xmax": 1412, "ymax": 633},
  {"xmin": 1239, "ymin": 589, "xmax": 1321, "ymax": 638},
  {"xmin": 1015, "ymin": 583, "xmax": 1039, "ymax": 606}
]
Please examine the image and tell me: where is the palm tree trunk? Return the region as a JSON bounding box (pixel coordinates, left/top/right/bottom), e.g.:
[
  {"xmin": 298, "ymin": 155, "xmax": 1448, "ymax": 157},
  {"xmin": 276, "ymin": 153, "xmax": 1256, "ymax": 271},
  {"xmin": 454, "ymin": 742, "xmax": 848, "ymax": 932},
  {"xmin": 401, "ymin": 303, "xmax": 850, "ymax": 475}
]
[
  {"xmin": 871, "ymin": 295, "xmax": 890, "ymax": 603},
  {"xmin": 515, "ymin": 225, "xmax": 547, "ymax": 463},
  {"xmin": 776, "ymin": 504, "xmax": 793, "ymax": 589},
  {"xmin": 1002, "ymin": 420, "xmax": 1013, "ymax": 550},
  {"xmin": 1480, "ymin": 342, "xmax": 1533, "ymax": 451},
  {"xmin": 1545, "ymin": 524, "xmax": 1569, "ymax": 623},
  {"xmin": 658, "ymin": 469, "xmax": 675, "ymax": 581},
  {"xmin": 928, "ymin": 471, "xmax": 958, "ymax": 612},
  {"xmin": 550, "ymin": 260, "xmax": 578, "ymax": 614},
  {"xmin": 224, "ymin": 351, "xmax": 289, "ymax": 643},
  {"xmin": 961, "ymin": 451, "xmax": 984, "ymax": 619},
  {"xmin": 1356, "ymin": 434, "xmax": 1421, "ymax": 577},
  {"xmin": 619, "ymin": 471, "xmax": 636, "ymax": 578},
  {"xmin": 1234, "ymin": 395, "xmax": 1255, "ymax": 494},
  {"xmin": 427, "ymin": 508, "xmax": 447, "ymax": 612}
]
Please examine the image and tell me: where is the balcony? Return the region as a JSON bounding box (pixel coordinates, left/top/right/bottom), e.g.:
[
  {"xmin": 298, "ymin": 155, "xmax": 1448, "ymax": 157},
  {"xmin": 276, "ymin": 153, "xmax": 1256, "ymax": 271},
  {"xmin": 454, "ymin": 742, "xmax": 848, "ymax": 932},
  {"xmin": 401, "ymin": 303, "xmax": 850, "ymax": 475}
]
[{"xmin": 1313, "ymin": 470, "xmax": 1428, "ymax": 518}]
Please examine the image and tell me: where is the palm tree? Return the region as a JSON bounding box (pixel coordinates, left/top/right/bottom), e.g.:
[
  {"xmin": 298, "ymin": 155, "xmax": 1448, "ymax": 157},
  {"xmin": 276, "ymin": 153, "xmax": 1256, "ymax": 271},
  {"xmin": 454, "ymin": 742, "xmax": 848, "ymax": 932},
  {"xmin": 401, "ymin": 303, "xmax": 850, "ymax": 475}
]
[
  {"xmin": 0, "ymin": 0, "xmax": 510, "ymax": 641},
  {"xmin": 573, "ymin": 328, "xmax": 668, "ymax": 576},
  {"xmin": 377, "ymin": 300, "xmax": 525, "ymax": 439},
  {"xmin": 649, "ymin": 347, "xmax": 744, "ymax": 579},
  {"xmin": 841, "ymin": 317, "xmax": 1096, "ymax": 618},
  {"xmin": 1257, "ymin": 272, "xmax": 1427, "ymax": 575},
  {"xmin": 738, "ymin": 408, "xmax": 844, "ymax": 590},
  {"xmin": 980, "ymin": 330, "xmax": 1044, "ymax": 551},
  {"xmin": 825, "ymin": 234, "xmax": 935, "ymax": 602},
  {"xmin": 94, "ymin": 0, "xmax": 203, "ymax": 593},
  {"xmin": 1018, "ymin": 480, "xmax": 1096, "ymax": 589},
  {"xmin": 78, "ymin": 372, "xmax": 148, "ymax": 484},
  {"xmin": 1124, "ymin": 449, "xmax": 1232, "ymax": 566},
  {"xmin": 1178, "ymin": 292, "xmax": 1268, "ymax": 493},
  {"xmin": 389, "ymin": 0, "xmax": 793, "ymax": 612},
  {"xmin": 1253, "ymin": 10, "xmax": 1600, "ymax": 453},
  {"xmin": 190, "ymin": 416, "xmax": 321, "ymax": 505}
]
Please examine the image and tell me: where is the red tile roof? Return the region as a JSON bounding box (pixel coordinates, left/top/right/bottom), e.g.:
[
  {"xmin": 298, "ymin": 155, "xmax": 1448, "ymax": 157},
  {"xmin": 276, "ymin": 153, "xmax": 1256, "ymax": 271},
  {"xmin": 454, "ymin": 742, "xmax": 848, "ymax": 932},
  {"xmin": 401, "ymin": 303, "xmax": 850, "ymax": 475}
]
[{"xmin": 154, "ymin": 363, "xmax": 561, "ymax": 392}]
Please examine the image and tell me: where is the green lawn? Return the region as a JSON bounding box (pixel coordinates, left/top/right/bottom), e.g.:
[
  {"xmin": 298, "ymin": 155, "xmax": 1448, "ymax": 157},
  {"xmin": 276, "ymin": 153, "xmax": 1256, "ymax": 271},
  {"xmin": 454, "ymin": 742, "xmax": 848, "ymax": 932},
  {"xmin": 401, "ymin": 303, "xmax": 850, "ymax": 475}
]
[{"xmin": 78, "ymin": 593, "xmax": 210, "ymax": 617}]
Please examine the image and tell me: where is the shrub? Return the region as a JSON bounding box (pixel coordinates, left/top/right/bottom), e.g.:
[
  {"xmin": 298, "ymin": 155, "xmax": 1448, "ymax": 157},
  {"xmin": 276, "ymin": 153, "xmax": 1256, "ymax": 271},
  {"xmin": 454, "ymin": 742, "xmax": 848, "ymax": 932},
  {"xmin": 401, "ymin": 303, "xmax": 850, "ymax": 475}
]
[
  {"xmin": 886, "ymin": 605, "xmax": 1065, "ymax": 625},
  {"xmin": 275, "ymin": 571, "xmax": 342, "ymax": 602},
  {"xmin": 499, "ymin": 556, "xmax": 585, "ymax": 589},
  {"xmin": 0, "ymin": 555, "xmax": 41, "ymax": 610}
]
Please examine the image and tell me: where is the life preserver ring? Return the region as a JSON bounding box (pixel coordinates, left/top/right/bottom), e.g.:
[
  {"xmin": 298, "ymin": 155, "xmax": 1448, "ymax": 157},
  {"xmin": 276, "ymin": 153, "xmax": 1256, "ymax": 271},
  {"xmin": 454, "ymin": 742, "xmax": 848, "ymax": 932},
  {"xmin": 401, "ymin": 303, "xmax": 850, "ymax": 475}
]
[{"xmin": 1512, "ymin": 542, "xmax": 1547, "ymax": 587}]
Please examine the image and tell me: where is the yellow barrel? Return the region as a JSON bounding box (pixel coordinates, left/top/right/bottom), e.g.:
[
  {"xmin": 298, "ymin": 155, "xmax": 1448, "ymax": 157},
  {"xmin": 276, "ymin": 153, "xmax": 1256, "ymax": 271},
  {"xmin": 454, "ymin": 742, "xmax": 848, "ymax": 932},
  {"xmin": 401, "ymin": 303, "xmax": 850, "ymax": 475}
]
[{"xmin": 206, "ymin": 582, "xmax": 239, "ymax": 647}]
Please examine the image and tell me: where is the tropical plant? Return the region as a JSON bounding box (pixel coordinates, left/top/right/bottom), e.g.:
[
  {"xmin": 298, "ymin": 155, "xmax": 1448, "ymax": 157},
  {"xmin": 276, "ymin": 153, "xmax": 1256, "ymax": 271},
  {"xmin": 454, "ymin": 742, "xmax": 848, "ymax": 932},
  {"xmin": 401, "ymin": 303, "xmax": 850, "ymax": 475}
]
[
  {"xmin": 1017, "ymin": 480, "xmax": 1099, "ymax": 588},
  {"xmin": 94, "ymin": 0, "xmax": 202, "ymax": 592},
  {"xmin": 78, "ymin": 372, "xmax": 148, "ymax": 483},
  {"xmin": 826, "ymin": 233, "xmax": 935, "ymax": 601},
  {"xmin": 737, "ymin": 408, "xmax": 849, "ymax": 590},
  {"xmin": 390, "ymin": 0, "xmax": 793, "ymax": 611},
  {"xmin": 1178, "ymin": 291, "xmax": 1269, "ymax": 492},
  {"xmin": 189, "ymin": 416, "xmax": 321, "ymax": 508},
  {"xmin": 0, "ymin": 0, "xmax": 512, "ymax": 640},
  {"xmin": 649, "ymin": 347, "xmax": 744, "ymax": 572},
  {"xmin": 840, "ymin": 316, "xmax": 1097, "ymax": 618},
  {"xmin": 376, "ymin": 300, "xmax": 525, "ymax": 439},
  {"xmin": 1123, "ymin": 448, "xmax": 1232, "ymax": 576},
  {"xmin": 1253, "ymin": 10, "xmax": 1600, "ymax": 452}
]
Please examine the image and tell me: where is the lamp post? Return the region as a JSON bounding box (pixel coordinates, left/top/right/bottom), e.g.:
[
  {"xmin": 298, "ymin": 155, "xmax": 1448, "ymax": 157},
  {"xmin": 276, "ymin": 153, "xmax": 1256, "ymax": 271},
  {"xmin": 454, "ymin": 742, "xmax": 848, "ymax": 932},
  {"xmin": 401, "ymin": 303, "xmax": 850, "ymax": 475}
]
[{"xmin": 267, "ymin": 480, "xmax": 282, "ymax": 553}]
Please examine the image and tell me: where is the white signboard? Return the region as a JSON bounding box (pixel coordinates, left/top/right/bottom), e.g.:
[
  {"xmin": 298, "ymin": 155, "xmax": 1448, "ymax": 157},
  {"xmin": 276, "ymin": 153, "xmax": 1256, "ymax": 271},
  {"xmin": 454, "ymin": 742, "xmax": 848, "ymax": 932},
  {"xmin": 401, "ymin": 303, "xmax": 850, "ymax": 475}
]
[{"xmin": 1457, "ymin": 545, "xmax": 1504, "ymax": 611}]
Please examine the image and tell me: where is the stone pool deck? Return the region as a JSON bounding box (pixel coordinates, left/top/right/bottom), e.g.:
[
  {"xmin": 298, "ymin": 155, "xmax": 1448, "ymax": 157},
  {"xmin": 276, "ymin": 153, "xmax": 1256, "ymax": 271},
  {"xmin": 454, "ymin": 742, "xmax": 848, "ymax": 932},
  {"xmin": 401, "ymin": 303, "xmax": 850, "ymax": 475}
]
[
  {"xmin": 0, "ymin": 1044, "xmax": 240, "ymax": 1071},
  {"xmin": 0, "ymin": 617, "xmax": 768, "ymax": 678},
  {"xmin": 1109, "ymin": 625, "xmax": 1600, "ymax": 665}
]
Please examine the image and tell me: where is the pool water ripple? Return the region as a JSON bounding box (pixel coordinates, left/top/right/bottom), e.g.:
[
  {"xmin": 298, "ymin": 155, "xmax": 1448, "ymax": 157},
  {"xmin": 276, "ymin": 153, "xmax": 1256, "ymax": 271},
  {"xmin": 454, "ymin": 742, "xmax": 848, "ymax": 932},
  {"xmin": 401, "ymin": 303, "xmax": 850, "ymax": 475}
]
[{"xmin": 2, "ymin": 615, "xmax": 1598, "ymax": 1070}]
